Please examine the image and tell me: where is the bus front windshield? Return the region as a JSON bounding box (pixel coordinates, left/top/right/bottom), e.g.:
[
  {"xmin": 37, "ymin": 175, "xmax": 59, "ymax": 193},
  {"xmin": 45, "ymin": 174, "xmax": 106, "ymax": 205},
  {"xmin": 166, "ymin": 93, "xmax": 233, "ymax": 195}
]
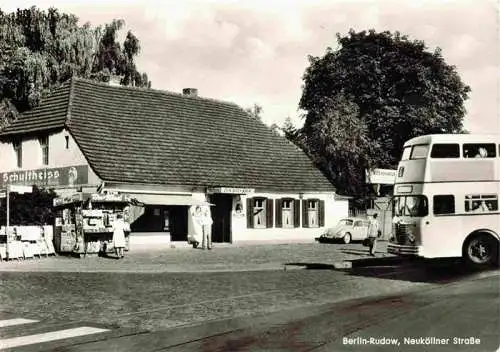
[{"xmin": 393, "ymin": 195, "xmax": 428, "ymax": 217}]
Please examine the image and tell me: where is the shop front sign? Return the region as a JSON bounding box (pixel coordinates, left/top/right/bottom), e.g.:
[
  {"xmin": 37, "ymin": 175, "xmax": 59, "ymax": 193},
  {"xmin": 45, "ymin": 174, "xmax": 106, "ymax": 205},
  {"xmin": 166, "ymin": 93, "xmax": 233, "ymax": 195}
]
[
  {"xmin": 365, "ymin": 168, "xmax": 397, "ymax": 185},
  {"xmin": 90, "ymin": 193, "xmax": 129, "ymax": 203},
  {"xmin": 207, "ymin": 187, "xmax": 255, "ymax": 194},
  {"xmin": 0, "ymin": 165, "xmax": 89, "ymax": 189}
]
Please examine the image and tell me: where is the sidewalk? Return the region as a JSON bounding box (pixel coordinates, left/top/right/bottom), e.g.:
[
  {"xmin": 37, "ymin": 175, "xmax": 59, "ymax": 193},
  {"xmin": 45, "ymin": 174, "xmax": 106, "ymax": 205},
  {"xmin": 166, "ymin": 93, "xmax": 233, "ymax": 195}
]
[{"xmin": 0, "ymin": 241, "xmax": 391, "ymax": 273}]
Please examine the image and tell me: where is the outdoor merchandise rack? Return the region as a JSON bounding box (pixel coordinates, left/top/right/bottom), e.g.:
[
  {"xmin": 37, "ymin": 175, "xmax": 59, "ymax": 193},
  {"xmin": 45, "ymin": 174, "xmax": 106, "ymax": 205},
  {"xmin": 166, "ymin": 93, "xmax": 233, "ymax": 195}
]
[
  {"xmin": 0, "ymin": 225, "xmax": 56, "ymax": 261},
  {"xmin": 53, "ymin": 193, "xmax": 136, "ymax": 257}
]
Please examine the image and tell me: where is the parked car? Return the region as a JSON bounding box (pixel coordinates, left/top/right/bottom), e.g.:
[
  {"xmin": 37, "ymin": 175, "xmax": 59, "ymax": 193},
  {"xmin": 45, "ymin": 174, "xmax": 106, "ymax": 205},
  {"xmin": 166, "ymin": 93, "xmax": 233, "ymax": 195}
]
[{"xmin": 316, "ymin": 217, "xmax": 369, "ymax": 244}]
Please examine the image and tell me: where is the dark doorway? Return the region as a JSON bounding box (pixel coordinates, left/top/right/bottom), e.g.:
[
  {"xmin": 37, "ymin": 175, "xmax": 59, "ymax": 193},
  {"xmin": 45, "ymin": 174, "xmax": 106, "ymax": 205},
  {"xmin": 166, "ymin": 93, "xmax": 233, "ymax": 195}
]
[
  {"xmin": 210, "ymin": 194, "xmax": 232, "ymax": 243},
  {"xmin": 169, "ymin": 206, "xmax": 189, "ymax": 241}
]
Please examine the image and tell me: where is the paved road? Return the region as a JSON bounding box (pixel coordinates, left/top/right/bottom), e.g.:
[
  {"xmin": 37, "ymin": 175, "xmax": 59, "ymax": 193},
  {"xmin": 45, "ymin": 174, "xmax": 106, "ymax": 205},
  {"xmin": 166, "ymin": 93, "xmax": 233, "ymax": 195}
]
[{"xmin": 2, "ymin": 259, "xmax": 498, "ymax": 351}]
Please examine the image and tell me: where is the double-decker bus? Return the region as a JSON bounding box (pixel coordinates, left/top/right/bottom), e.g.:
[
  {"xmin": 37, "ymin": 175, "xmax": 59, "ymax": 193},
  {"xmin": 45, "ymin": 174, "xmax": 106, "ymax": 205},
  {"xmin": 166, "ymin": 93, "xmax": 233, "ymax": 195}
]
[{"xmin": 388, "ymin": 134, "xmax": 500, "ymax": 267}]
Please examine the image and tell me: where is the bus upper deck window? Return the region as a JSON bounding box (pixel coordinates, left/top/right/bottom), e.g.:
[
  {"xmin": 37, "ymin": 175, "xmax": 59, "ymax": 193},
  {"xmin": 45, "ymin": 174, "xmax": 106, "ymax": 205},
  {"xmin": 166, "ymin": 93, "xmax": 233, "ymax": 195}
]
[
  {"xmin": 401, "ymin": 147, "xmax": 412, "ymax": 160},
  {"xmin": 463, "ymin": 143, "xmax": 496, "ymax": 158},
  {"xmin": 410, "ymin": 145, "xmax": 429, "ymax": 159},
  {"xmin": 430, "ymin": 144, "xmax": 460, "ymax": 158}
]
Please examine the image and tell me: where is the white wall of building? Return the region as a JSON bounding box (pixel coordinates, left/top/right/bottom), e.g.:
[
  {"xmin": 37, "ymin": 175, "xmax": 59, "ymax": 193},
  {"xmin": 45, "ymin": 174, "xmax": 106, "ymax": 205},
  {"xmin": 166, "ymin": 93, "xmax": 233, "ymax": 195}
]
[
  {"xmin": 0, "ymin": 129, "xmax": 101, "ymax": 191},
  {"xmin": 0, "ymin": 129, "xmax": 88, "ymax": 171},
  {"xmin": 232, "ymin": 192, "xmax": 346, "ymax": 242}
]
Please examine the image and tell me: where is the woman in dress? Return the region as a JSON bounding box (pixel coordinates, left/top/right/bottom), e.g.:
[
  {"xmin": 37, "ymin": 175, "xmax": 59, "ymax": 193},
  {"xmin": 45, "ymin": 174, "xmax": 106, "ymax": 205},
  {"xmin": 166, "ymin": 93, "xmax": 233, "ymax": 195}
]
[{"xmin": 113, "ymin": 213, "xmax": 127, "ymax": 258}]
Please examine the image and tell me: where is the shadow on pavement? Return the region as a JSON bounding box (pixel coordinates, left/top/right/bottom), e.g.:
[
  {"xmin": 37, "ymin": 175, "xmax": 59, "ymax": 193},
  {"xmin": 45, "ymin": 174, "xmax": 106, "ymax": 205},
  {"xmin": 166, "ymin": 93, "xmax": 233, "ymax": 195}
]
[
  {"xmin": 285, "ymin": 262, "xmax": 336, "ymax": 270},
  {"xmin": 285, "ymin": 256, "xmax": 499, "ymax": 284}
]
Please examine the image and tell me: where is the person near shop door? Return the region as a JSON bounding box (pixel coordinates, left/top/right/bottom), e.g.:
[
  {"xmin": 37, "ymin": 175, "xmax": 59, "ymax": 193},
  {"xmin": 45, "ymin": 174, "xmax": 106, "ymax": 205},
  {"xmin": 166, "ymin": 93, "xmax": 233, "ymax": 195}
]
[
  {"xmin": 367, "ymin": 213, "xmax": 380, "ymax": 256},
  {"xmin": 202, "ymin": 206, "xmax": 213, "ymax": 250},
  {"xmin": 113, "ymin": 213, "xmax": 127, "ymax": 258}
]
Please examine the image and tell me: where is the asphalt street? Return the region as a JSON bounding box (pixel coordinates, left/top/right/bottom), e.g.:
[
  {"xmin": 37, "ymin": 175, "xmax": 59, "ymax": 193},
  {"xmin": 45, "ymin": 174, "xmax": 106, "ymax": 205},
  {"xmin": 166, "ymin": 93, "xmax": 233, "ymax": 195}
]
[
  {"xmin": 1, "ymin": 243, "xmax": 499, "ymax": 351},
  {"xmin": 52, "ymin": 266, "xmax": 498, "ymax": 352}
]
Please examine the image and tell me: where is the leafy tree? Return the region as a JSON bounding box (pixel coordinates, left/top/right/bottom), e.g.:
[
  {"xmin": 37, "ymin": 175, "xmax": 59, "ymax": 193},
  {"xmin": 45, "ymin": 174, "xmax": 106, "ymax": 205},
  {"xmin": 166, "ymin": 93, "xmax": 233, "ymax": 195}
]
[
  {"xmin": 0, "ymin": 6, "xmax": 152, "ymax": 117},
  {"xmin": 245, "ymin": 103, "xmax": 263, "ymax": 121},
  {"xmin": 281, "ymin": 116, "xmax": 300, "ymax": 143},
  {"xmin": 0, "ymin": 98, "xmax": 18, "ymax": 131},
  {"xmin": 0, "ymin": 186, "xmax": 57, "ymax": 226},
  {"xmin": 297, "ymin": 29, "xmax": 470, "ymax": 196}
]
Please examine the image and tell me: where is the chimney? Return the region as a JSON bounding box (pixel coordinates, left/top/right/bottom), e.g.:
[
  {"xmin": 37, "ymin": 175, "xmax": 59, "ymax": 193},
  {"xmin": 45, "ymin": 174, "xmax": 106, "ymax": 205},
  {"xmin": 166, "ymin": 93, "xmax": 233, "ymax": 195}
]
[{"xmin": 182, "ymin": 88, "xmax": 198, "ymax": 97}]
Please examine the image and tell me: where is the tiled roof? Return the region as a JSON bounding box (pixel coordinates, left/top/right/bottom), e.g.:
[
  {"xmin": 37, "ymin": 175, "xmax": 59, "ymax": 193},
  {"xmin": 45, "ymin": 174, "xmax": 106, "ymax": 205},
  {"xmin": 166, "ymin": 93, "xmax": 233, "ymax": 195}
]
[
  {"xmin": 0, "ymin": 83, "xmax": 71, "ymax": 135},
  {"xmin": 1, "ymin": 78, "xmax": 335, "ymax": 192}
]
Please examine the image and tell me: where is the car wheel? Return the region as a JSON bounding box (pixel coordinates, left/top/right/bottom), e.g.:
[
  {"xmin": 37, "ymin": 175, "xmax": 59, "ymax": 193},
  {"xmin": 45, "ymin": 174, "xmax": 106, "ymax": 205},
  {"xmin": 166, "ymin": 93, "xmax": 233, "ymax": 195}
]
[
  {"xmin": 343, "ymin": 233, "xmax": 352, "ymax": 244},
  {"xmin": 463, "ymin": 234, "xmax": 499, "ymax": 268}
]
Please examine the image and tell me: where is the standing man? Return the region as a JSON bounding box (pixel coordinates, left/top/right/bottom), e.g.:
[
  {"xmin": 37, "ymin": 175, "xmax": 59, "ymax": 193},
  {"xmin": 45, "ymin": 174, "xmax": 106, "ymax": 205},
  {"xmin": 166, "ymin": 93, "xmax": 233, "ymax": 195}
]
[
  {"xmin": 367, "ymin": 213, "xmax": 380, "ymax": 256},
  {"xmin": 202, "ymin": 206, "xmax": 213, "ymax": 250}
]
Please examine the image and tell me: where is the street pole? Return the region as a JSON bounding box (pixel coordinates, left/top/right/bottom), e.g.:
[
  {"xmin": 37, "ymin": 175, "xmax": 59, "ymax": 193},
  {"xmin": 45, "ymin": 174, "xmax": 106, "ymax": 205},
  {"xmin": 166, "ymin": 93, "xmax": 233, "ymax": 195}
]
[{"xmin": 6, "ymin": 185, "xmax": 9, "ymax": 260}]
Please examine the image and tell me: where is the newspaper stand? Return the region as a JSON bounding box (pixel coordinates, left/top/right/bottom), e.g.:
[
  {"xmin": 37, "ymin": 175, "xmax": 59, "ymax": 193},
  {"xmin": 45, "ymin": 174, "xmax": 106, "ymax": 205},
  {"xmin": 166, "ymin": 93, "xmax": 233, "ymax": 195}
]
[{"xmin": 53, "ymin": 193, "xmax": 135, "ymax": 257}]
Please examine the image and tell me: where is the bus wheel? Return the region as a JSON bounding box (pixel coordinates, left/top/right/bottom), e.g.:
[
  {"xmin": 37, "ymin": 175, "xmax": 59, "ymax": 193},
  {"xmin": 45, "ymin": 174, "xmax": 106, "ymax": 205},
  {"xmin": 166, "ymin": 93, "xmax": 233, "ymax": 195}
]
[
  {"xmin": 343, "ymin": 233, "xmax": 352, "ymax": 244},
  {"xmin": 463, "ymin": 234, "xmax": 499, "ymax": 268}
]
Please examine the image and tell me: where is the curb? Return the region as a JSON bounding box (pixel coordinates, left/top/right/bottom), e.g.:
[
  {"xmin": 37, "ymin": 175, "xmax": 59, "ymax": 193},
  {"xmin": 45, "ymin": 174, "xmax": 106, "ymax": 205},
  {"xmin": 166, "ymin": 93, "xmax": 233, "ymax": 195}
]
[
  {"xmin": 283, "ymin": 261, "xmax": 352, "ymax": 271},
  {"xmin": 283, "ymin": 256, "xmax": 408, "ymax": 271}
]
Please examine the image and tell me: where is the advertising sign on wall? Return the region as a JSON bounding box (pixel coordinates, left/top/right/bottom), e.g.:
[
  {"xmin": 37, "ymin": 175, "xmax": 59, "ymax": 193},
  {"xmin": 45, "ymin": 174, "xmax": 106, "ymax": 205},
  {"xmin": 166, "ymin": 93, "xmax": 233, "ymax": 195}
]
[
  {"xmin": 207, "ymin": 187, "xmax": 255, "ymax": 194},
  {"xmin": 0, "ymin": 165, "xmax": 89, "ymax": 189}
]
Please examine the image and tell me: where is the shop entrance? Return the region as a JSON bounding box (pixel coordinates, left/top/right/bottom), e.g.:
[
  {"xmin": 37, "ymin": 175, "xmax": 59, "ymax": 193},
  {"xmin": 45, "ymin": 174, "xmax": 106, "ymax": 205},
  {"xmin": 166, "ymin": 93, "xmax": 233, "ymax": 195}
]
[
  {"xmin": 131, "ymin": 205, "xmax": 188, "ymax": 241},
  {"xmin": 210, "ymin": 194, "xmax": 232, "ymax": 243}
]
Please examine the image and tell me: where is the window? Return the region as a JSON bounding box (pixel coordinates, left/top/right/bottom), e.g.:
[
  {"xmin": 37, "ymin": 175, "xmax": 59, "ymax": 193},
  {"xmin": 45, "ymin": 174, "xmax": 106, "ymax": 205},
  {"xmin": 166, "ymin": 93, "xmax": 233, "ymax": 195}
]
[
  {"xmin": 464, "ymin": 194, "xmax": 498, "ymax": 213},
  {"xmin": 463, "ymin": 143, "xmax": 496, "ymax": 158},
  {"xmin": 282, "ymin": 200, "xmax": 293, "ymax": 228},
  {"xmin": 430, "ymin": 144, "xmax": 460, "ymax": 158},
  {"xmin": 302, "ymin": 199, "xmax": 325, "ymax": 228},
  {"xmin": 410, "ymin": 145, "xmax": 430, "ymax": 159},
  {"xmin": 307, "ymin": 200, "xmax": 318, "ymax": 227},
  {"xmin": 433, "ymin": 195, "xmax": 455, "ymax": 215},
  {"xmin": 246, "ymin": 197, "xmax": 274, "ymax": 228},
  {"xmin": 401, "ymin": 146, "xmax": 411, "ymax": 160},
  {"xmin": 253, "ymin": 199, "xmax": 266, "ymax": 228},
  {"xmin": 39, "ymin": 136, "xmax": 49, "ymax": 165},
  {"xmin": 275, "ymin": 199, "xmax": 300, "ymax": 228},
  {"xmin": 65, "ymin": 135, "xmax": 70, "ymax": 149},
  {"xmin": 393, "ymin": 195, "xmax": 428, "ymax": 217},
  {"xmin": 354, "ymin": 220, "xmax": 364, "ymax": 227},
  {"xmin": 12, "ymin": 140, "xmax": 22, "ymax": 168},
  {"xmin": 338, "ymin": 219, "xmax": 353, "ymax": 226}
]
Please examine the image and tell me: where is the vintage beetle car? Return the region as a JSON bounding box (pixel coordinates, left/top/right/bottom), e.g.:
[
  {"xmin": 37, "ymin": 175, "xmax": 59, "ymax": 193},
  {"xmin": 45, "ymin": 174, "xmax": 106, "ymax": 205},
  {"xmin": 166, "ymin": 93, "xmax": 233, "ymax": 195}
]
[{"xmin": 316, "ymin": 217, "xmax": 369, "ymax": 244}]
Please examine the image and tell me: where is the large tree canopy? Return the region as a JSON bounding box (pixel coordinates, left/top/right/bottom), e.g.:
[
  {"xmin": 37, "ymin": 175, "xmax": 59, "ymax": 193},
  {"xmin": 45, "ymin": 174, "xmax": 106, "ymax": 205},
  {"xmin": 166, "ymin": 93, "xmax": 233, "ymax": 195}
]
[
  {"xmin": 0, "ymin": 6, "xmax": 151, "ymax": 117},
  {"xmin": 295, "ymin": 29, "xmax": 470, "ymax": 196}
]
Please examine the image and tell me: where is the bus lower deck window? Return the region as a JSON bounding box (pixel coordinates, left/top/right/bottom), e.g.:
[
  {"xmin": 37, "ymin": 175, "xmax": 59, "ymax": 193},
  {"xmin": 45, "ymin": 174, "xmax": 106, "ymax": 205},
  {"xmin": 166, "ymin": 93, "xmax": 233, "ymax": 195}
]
[
  {"xmin": 465, "ymin": 194, "xmax": 498, "ymax": 212},
  {"xmin": 433, "ymin": 195, "xmax": 455, "ymax": 214}
]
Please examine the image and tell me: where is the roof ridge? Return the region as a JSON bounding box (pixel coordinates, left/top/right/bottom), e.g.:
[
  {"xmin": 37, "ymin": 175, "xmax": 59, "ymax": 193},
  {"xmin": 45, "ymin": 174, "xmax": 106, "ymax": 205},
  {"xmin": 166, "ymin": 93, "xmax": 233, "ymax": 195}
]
[
  {"xmin": 72, "ymin": 76, "xmax": 242, "ymax": 108},
  {"xmin": 65, "ymin": 77, "xmax": 77, "ymax": 127}
]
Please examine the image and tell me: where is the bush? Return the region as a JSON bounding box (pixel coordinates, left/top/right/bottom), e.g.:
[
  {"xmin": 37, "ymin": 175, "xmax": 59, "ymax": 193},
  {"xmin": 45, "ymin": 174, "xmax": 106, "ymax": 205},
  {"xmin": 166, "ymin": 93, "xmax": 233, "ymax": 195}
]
[{"xmin": 0, "ymin": 186, "xmax": 57, "ymax": 226}]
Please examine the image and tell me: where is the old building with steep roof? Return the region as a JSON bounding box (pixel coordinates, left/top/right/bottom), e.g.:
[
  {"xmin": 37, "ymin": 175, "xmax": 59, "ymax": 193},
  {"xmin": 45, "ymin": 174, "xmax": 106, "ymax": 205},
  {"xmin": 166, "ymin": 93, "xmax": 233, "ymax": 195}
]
[{"xmin": 0, "ymin": 78, "xmax": 347, "ymax": 244}]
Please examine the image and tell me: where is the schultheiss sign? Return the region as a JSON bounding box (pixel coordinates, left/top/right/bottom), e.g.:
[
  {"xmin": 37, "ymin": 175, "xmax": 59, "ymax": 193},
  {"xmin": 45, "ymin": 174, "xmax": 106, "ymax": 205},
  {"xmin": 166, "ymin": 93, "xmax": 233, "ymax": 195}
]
[{"xmin": 0, "ymin": 165, "xmax": 89, "ymax": 189}]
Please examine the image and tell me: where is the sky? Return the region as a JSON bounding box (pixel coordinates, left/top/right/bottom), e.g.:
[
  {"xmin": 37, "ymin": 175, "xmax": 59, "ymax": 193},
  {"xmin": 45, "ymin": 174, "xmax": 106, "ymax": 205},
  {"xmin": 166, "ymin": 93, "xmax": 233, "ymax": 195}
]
[{"xmin": 2, "ymin": 0, "xmax": 499, "ymax": 134}]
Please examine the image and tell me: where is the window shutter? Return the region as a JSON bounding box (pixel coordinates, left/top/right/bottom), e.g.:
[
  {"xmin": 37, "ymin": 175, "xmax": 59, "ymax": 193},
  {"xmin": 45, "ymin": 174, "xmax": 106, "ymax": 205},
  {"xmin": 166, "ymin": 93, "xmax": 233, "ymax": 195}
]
[
  {"xmin": 246, "ymin": 198, "xmax": 254, "ymax": 228},
  {"xmin": 319, "ymin": 200, "xmax": 325, "ymax": 227},
  {"xmin": 294, "ymin": 199, "xmax": 300, "ymax": 227},
  {"xmin": 275, "ymin": 198, "xmax": 283, "ymax": 228},
  {"xmin": 266, "ymin": 198, "xmax": 274, "ymax": 228},
  {"xmin": 302, "ymin": 199, "xmax": 308, "ymax": 228}
]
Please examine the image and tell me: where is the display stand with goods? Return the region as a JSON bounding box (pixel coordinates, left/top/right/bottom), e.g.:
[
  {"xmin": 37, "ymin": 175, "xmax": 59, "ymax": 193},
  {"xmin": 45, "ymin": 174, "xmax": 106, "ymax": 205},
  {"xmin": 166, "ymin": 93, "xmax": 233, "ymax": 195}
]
[
  {"xmin": 53, "ymin": 193, "xmax": 139, "ymax": 258},
  {"xmin": 0, "ymin": 227, "xmax": 23, "ymax": 260},
  {"xmin": 0, "ymin": 226, "xmax": 56, "ymax": 261}
]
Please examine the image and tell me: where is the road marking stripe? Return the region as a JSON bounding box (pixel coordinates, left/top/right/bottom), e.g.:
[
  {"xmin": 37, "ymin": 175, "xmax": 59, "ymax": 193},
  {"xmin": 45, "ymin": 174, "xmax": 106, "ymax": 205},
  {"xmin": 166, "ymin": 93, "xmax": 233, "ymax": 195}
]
[
  {"xmin": 0, "ymin": 326, "xmax": 109, "ymax": 349},
  {"xmin": 0, "ymin": 319, "xmax": 38, "ymax": 328}
]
